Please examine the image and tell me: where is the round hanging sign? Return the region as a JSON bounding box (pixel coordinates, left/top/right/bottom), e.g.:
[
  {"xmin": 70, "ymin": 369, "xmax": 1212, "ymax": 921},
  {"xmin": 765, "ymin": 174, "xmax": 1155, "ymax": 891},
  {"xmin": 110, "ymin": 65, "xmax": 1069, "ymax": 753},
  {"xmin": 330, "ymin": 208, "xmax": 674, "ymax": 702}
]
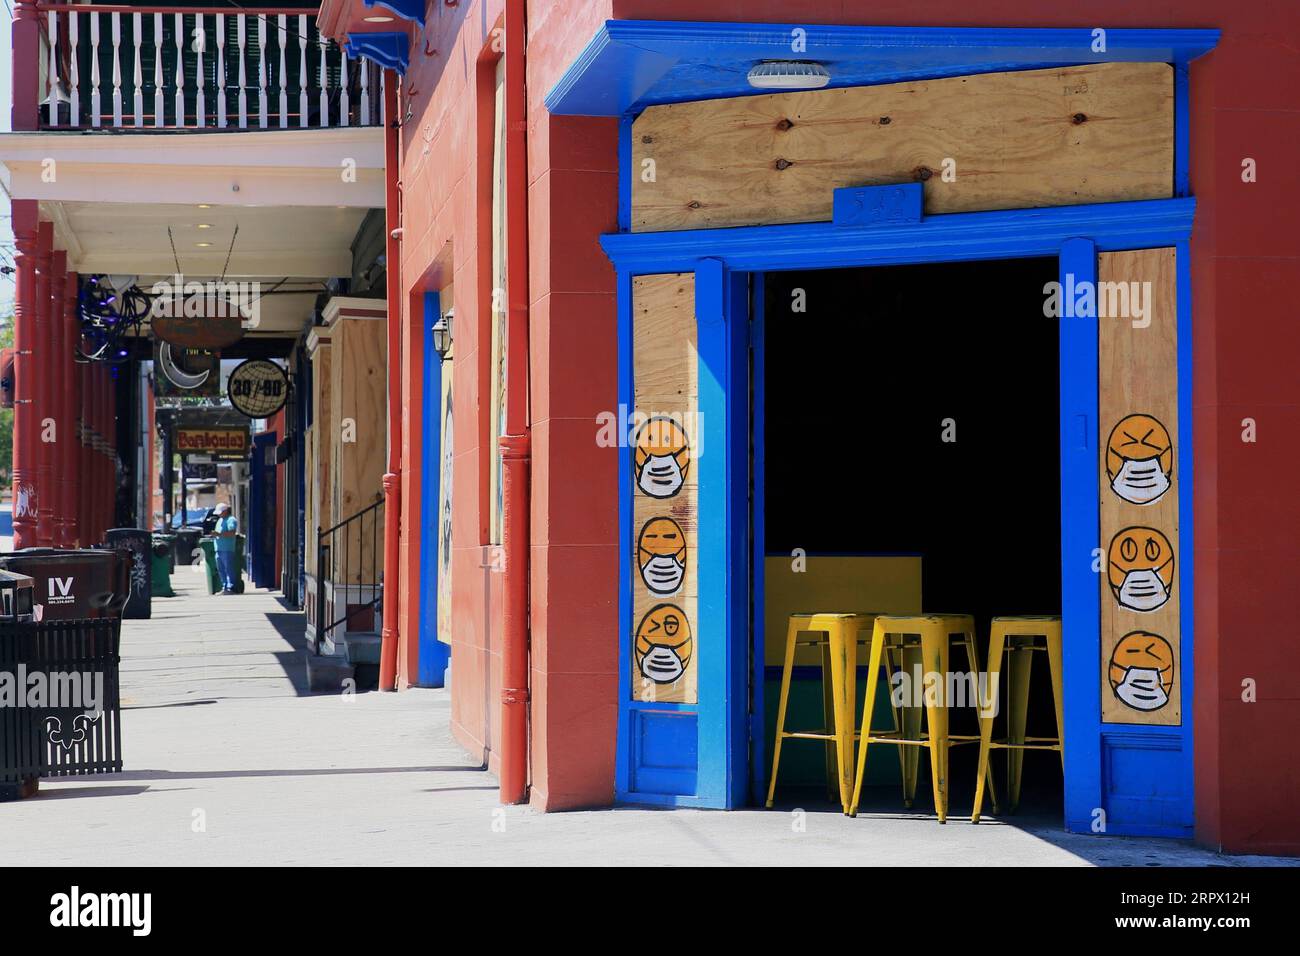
[{"xmin": 227, "ymin": 359, "xmax": 289, "ymax": 418}]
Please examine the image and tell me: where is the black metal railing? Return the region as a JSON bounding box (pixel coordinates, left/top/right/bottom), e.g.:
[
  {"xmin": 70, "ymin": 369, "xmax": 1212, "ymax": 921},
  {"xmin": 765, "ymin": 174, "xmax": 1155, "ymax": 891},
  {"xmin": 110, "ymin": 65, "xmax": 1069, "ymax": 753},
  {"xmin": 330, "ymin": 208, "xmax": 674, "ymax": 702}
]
[
  {"xmin": 2, "ymin": 618, "xmax": 123, "ymax": 787},
  {"xmin": 314, "ymin": 497, "xmax": 383, "ymax": 654}
]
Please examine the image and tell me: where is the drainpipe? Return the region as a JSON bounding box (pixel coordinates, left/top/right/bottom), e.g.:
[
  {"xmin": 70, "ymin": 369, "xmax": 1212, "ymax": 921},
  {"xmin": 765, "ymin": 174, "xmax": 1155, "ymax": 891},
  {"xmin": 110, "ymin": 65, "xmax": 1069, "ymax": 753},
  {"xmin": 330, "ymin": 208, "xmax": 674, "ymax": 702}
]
[
  {"xmin": 378, "ymin": 68, "xmax": 403, "ymax": 691},
  {"xmin": 498, "ymin": 0, "xmax": 532, "ymax": 805},
  {"xmin": 62, "ymin": 271, "xmax": 80, "ymax": 546},
  {"xmin": 49, "ymin": 253, "xmax": 68, "ymax": 545},
  {"xmin": 10, "ymin": 202, "xmax": 39, "ymax": 549},
  {"xmin": 34, "ymin": 222, "xmax": 54, "ymax": 547}
]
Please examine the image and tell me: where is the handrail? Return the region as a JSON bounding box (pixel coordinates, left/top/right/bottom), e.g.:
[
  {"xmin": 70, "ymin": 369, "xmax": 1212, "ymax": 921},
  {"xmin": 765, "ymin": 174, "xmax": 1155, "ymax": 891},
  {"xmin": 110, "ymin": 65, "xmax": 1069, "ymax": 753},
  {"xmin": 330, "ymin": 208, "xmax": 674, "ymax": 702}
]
[{"xmin": 315, "ymin": 495, "xmax": 384, "ymax": 655}]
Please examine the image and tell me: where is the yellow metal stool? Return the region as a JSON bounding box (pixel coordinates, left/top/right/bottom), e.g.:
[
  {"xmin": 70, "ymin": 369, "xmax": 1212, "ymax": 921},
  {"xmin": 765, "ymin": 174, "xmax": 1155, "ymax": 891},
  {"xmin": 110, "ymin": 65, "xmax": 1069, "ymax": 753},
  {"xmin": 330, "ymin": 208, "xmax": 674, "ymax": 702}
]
[
  {"xmin": 972, "ymin": 615, "xmax": 1064, "ymax": 823},
  {"xmin": 767, "ymin": 613, "xmax": 878, "ymax": 813},
  {"xmin": 848, "ymin": 614, "xmax": 995, "ymax": 823}
]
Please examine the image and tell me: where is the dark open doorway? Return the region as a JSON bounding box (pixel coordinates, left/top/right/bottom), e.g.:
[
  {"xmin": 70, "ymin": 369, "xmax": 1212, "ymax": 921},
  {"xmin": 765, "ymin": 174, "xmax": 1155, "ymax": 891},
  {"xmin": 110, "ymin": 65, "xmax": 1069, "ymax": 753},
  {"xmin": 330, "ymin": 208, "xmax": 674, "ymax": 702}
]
[{"xmin": 759, "ymin": 257, "xmax": 1065, "ymax": 818}]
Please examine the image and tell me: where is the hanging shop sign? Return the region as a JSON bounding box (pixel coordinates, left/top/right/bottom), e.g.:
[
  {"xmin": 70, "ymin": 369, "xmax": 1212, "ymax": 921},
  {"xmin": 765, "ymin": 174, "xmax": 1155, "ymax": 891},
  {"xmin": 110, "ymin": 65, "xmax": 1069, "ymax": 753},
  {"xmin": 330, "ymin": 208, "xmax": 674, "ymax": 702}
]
[
  {"xmin": 175, "ymin": 426, "xmax": 250, "ymax": 461},
  {"xmin": 227, "ymin": 359, "xmax": 289, "ymax": 419},
  {"xmin": 148, "ymin": 276, "xmax": 250, "ymax": 349},
  {"xmin": 152, "ymin": 314, "xmax": 244, "ymax": 351},
  {"xmin": 154, "ymin": 342, "xmax": 221, "ymax": 398}
]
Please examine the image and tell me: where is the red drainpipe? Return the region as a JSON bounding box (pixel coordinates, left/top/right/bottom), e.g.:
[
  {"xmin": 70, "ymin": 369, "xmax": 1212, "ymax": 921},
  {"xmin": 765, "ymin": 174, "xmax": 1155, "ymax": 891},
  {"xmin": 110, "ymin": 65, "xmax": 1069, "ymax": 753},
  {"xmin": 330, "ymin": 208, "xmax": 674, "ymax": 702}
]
[
  {"xmin": 49, "ymin": 253, "xmax": 68, "ymax": 546},
  {"xmin": 378, "ymin": 68, "xmax": 403, "ymax": 691},
  {"xmin": 62, "ymin": 271, "xmax": 80, "ymax": 546},
  {"xmin": 498, "ymin": 0, "xmax": 532, "ymax": 805},
  {"xmin": 10, "ymin": 201, "xmax": 39, "ymax": 549},
  {"xmin": 34, "ymin": 221, "xmax": 54, "ymax": 547}
]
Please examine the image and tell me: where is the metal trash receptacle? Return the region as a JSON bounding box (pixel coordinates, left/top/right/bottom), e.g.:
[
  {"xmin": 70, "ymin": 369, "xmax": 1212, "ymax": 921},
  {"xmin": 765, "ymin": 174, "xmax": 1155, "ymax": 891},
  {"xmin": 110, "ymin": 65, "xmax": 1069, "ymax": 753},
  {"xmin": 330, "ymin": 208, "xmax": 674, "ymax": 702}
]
[
  {"xmin": 173, "ymin": 527, "xmax": 203, "ymax": 571},
  {"xmin": 150, "ymin": 536, "xmax": 175, "ymax": 598},
  {"xmin": 104, "ymin": 528, "xmax": 152, "ymax": 620},
  {"xmin": 0, "ymin": 548, "xmax": 131, "ymax": 621}
]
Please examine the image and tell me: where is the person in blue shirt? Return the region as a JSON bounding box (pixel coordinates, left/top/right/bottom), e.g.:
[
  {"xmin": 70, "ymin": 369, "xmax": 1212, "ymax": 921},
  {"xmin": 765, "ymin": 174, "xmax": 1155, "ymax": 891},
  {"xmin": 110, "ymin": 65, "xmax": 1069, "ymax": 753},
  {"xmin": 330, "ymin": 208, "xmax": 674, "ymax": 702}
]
[{"xmin": 213, "ymin": 502, "xmax": 240, "ymax": 595}]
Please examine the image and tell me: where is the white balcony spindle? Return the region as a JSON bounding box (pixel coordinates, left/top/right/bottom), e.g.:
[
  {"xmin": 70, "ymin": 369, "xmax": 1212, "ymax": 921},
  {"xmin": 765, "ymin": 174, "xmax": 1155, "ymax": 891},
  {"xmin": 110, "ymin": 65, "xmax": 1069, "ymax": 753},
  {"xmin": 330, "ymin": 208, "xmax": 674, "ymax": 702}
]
[
  {"xmin": 339, "ymin": 48, "xmax": 350, "ymax": 127},
  {"xmin": 132, "ymin": 13, "xmax": 143, "ymax": 126},
  {"xmin": 174, "ymin": 14, "xmax": 185, "ymax": 127},
  {"xmin": 318, "ymin": 30, "xmax": 329, "ymax": 127},
  {"xmin": 360, "ymin": 59, "xmax": 371, "ymax": 126},
  {"xmin": 195, "ymin": 17, "xmax": 206, "ymax": 127},
  {"xmin": 237, "ymin": 16, "xmax": 248, "ymax": 128},
  {"xmin": 69, "ymin": 13, "xmax": 80, "ymax": 126},
  {"xmin": 217, "ymin": 15, "xmax": 227, "ymax": 128},
  {"xmin": 47, "ymin": 12, "xmax": 58, "ymax": 126},
  {"xmin": 153, "ymin": 13, "xmax": 164, "ymax": 126},
  {"xmin": 111, "ymin": 13, "xmax": 123, "ymax": 126},
  {"xmin": 89, "ymin": 14, "xmax": 101, "ymax": 127},
  {"xmin": 258, "ymin": 15, "xmax": 268, "ymax": 129},
  {"xmin": 277, "ymin": 15, "xmax": 288, "ymax": 127},
  {"xmin": 298, "ymin": 16, "xmax": 308, "ymax": 128}
]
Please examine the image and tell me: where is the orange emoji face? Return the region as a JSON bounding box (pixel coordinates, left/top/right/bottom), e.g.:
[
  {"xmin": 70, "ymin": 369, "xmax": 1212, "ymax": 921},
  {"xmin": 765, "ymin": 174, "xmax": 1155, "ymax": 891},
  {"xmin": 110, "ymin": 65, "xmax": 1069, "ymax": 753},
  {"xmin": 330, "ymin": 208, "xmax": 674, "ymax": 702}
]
[
  {"xmin": 634, "ymin": 417, "xmax": 690, "ymax": 499},
  {"xmin": 1107, "ymin": 527, "xmax": 1175, "ymax": 612},
  {"xmin": 634, "ymin": 604, "xmax": 693, "ymax": 684},
  {"xmin": 637, "ymin": 517, "xmax": 687, "ymax": 595},
  {"xmin": 1108, "ymin": 631, "xmax": 1175, "ymax": 712},
  {"xmin": 1106, "ymin": 414, "xmax": 1173, "ymax": 504}
]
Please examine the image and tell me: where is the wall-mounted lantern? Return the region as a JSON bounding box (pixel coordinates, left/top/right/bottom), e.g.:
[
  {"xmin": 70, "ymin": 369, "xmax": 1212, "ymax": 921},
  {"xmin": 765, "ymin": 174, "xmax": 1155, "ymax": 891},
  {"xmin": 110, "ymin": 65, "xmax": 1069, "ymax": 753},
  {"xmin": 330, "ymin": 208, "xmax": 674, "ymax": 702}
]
[{"xmin": 432, "ymin": 308, "xmax": 453, "ymax": 360}]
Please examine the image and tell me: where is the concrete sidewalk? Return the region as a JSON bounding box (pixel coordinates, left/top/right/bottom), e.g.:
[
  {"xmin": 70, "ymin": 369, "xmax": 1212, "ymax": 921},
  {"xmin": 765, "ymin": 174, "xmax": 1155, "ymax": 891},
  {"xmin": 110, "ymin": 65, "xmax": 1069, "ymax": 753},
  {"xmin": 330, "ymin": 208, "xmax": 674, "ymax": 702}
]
[{"xmin": 1, "ymin": 572, "xmax": 1294, "ymax": 866}]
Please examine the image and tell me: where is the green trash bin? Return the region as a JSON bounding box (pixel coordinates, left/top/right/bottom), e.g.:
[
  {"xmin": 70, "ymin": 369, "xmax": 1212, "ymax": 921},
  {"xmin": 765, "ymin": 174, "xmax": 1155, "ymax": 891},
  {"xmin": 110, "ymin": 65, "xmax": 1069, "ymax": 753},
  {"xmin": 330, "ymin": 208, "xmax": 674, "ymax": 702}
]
[
  {"xmin": 200, "ymin": 535, "xmax": 246, "ymax": 594},
  {"xmin": 150, "ymin": 538, "xmax": 175, "ymax": 597}
]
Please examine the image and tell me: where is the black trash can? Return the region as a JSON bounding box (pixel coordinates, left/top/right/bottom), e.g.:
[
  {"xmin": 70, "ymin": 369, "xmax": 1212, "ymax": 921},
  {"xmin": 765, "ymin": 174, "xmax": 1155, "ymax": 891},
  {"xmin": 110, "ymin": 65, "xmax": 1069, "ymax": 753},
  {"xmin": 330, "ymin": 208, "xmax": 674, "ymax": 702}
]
[
  {"xmin": 104, "ymin": 529, "xmax": 152, "ymax": 620},
  {"xmin": 173, "ymin": 527, "xmax": 203, "ymax": 572},
  {"xmin": 0, "ymin": 548, "xmax": 131, "ymax": 621}
]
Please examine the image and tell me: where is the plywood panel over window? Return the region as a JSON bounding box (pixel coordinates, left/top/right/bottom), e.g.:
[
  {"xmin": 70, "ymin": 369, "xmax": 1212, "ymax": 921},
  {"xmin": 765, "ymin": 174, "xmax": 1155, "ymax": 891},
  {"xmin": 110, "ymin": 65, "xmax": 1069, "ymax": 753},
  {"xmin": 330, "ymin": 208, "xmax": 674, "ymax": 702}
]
[
  {"xmin": 631, "ymin": 274, "xmax": 698, "ymax": 705},
  {"xmin": 1098, "ymin": 247, "xmax": 1180, "ymax": 725},
  {"xmin": 632, "ymin": 62, "xmax": 1173, "ymax": 232}
]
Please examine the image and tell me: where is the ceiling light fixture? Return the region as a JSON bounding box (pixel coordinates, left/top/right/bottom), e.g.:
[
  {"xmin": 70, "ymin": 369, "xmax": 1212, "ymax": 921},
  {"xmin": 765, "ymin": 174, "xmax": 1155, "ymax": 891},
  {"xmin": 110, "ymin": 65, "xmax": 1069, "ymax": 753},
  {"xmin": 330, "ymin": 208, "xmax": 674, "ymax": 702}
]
[
  {"xmin": 746, "ymin": 61, "xmax": 831, "ymax": 90},
  {"xmin": 363, "ymin": 15, "xmax": 395, "ymax": 22}
]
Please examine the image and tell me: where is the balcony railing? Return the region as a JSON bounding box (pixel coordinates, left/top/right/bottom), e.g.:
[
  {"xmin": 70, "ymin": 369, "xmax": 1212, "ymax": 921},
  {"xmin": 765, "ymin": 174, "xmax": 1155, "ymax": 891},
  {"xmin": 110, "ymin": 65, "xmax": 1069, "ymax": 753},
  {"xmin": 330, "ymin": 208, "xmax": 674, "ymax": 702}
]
[{"xmin": 37, "ymin": 4, "xmax": 383, "ymax": 131}]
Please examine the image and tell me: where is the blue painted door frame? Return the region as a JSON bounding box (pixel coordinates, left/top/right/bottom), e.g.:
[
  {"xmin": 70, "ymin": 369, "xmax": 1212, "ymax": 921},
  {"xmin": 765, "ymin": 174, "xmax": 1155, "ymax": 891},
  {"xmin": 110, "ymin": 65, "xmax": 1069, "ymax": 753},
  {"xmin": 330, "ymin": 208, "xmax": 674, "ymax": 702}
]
[
  {"xmin": 249, "ymin": 432, "xmax": 277, "ymax": 588},
  {"xmin": 417, "ymin": 291, "xmax": 451, "ymax": 687},
  {"xmin": 603, "ymin": 199, "xmax": 1197, "ymax": 834}
]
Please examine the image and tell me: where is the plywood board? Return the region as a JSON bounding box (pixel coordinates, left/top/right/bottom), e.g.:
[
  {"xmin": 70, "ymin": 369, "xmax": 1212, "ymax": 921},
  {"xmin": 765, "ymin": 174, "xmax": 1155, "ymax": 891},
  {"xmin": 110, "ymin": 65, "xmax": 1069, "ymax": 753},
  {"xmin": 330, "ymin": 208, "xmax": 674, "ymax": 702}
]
[
  {"xmin": 632, "ymin": 62, "xmax": 1173, "ymax": 231},
  {"xmin": 631, "ymin": 274, "xmax": 698, "ymax": 704},
  {"xmin": 330, "ymin": 315, "xmax": 387, "ymax": 584},
  {"xmin": 1098, "ymin": 247, "xmax": 1180, "ymax": 725}
]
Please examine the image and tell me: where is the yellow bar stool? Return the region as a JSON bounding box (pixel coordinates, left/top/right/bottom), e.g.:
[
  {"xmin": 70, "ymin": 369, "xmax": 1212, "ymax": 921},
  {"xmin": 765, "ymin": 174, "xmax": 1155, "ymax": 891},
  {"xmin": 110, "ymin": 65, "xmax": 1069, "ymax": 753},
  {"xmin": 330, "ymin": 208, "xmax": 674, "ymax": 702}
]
[
  {"xmin": 972, "ymin": 615, "xmax": 1064, "ymax": 824},
  {"xmin": 848, "ymin": 614, "xmax": 996, "ymax": 823},
  {"xmin": 767, "ymin": 612, "xmax": 878, "ymax": 813}
]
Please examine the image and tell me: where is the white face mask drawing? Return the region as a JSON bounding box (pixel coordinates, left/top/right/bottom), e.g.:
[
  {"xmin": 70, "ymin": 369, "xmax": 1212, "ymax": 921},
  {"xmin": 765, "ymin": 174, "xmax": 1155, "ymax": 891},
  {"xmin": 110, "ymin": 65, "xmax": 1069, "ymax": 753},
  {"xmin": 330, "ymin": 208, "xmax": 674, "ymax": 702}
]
[
  {"xmin": 641, "ymin": 554, "xmax": 685, "ymax": 595},
  {"xmin": 638, "ymin": 453, "xmax": 685, "ymax": 498},
  {"xmin": 1117, "ymin": 567, "xmax": 1171, "ymax": 612},
  {"xmin": 640, "ymin": 644, "xmax": 685, "ymax": 683},
  {"xmin": 1115, "ymin": 667, "xmax": 1170, "ymax": 711},
  {"xmin": 1111, "ymin": 456, "xmax": 1171, "ymax": 504}
]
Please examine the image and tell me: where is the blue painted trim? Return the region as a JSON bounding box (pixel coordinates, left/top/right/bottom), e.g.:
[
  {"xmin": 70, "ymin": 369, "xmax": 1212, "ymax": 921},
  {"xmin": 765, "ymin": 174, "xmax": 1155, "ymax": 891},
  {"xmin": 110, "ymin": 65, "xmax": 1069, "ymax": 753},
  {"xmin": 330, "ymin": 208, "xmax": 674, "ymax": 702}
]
[
  {"xmin": 833, "ymin": 183, "xmax": 924, "ymax": 228},
  {"xmin": 546, "ymin": 21, "xmax": 1219, "ymax": 116},
  {"xmin": 417, "ymin": 291, "xmax": 450, "ymax": 687},
  {"xmin": 1174, "ymin": 65, "xmax": 1191, "ymax": 197},
  {"xmin": 749, "ymin": 272, "xmax": 766, "ymax": 802},
  {"xmin": 362, "ymin": 0, "xmax": 425, "ymax": 27},
  {"xmin": 724, "ymin": 268, "xmax": 750, "ymax": 808},
  {"xmin": 614, "ymin": 269, "xmax": 635, "ymax": 801},
  {"xmin": 345, "ymin": 32, "xmax": 410, "ymax": 74},
  {"xmin": 602, "ymin": 198, "xmax": 1196, "ymax": 274},
  {"xmin": 1059, "ymin": 238, "xmax": 1103, "ymax": 835},
  {"xmin": 617, "ymin": 115, "xmax": 634, "ymax": 232}
]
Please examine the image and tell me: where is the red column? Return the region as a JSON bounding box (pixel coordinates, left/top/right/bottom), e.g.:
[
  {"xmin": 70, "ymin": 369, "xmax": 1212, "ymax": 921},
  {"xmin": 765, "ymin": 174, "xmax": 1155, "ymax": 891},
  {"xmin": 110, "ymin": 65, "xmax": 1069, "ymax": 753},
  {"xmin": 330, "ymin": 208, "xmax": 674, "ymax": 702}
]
[
  {"xmin": 378, "ymin": 69, "xmax": 402, "ymax": 691},
  {"xmin": 10, "ymin": 201, "xmax": 40, "ymax": 549},
  {"xmin": 62, "ymin": 272, "xmax": 80, "ymax": 546},
  {"xmin": 10, "ymin": 1, "xmax": 40, "ymax": 131},
  {"xmin": 49, "ymin": 252, "xmax": 68, "ymax": 546},
  {"xmin": 79, "ymin": 363, "xmax": 93, "ymax": 544},
  {"xmin": 34, "ymin": 221, "xmax": 54, "ymax": 547},
  {"xmin": 100, "ymin": 364, "xmax": 115, "ymax": 537}
]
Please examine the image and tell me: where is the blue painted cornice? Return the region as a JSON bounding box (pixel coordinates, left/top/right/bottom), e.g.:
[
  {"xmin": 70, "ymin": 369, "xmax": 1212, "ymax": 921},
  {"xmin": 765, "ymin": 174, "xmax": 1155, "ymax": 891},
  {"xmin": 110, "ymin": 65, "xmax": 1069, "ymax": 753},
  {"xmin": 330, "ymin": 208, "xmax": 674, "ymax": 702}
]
[
  {"xmin": 547, "ymin": 21, "xmax": 1221, "ymax": 116},
  {"xmin": 362, "ymin": 0, "xmax": 425, "ymax": 28},
  {"xmin": 345, "ymin": 31, "xmax": 410, "ymax": 75}
]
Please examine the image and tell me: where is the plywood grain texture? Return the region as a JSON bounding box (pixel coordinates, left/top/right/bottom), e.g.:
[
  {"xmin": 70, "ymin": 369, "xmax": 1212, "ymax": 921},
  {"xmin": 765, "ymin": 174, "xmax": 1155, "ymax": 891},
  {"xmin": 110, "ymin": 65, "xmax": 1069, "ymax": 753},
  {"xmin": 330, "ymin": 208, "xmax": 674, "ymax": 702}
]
[
  {"xmin": 1098, "ymin": 247, "xmax": 1180, "ymax": 725},
  {"xmin": 631, "ymin": 274, "xmax": 699, "ymax": 705},
  {"xmin": 632, "ymin": 62, "xmax": 1173, "ymax": 231},
  {"xmin": 330, "ymin": 315, "xmax": 387, "ymax": 584}
]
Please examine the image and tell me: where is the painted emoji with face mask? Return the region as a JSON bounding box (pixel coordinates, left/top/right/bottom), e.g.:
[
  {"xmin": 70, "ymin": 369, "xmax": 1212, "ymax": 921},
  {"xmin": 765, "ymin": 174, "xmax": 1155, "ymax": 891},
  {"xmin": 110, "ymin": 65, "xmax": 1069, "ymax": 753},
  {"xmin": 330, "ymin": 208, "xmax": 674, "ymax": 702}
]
[
  {"xmin": 1106, "ymin": 414, "xmax": 1173, "ymax": 505},
  {"xmin": 635, "ymin": 604, "xmax": 693, "ymax": 684},
  {"xmin": 1108, "ymin": 631, "xmax": 1175, "ymax": 712},
  {"xmin": 637, "ymin": 517, "xmax": 687, "ymax": 596},
  {"xmin": 1107, "ymin": 526, "xmax": 1175, "ymax": 612},
  {"xmin": 634, "ymin": 417, "xmax": 690, "ymax": 499}
]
